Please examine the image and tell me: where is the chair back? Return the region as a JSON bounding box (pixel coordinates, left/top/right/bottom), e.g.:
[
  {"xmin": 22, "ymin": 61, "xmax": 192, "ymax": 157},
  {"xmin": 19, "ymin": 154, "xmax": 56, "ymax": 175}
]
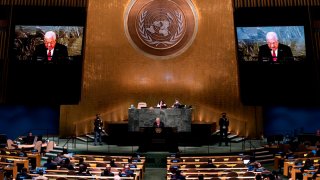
[
  {"xmin": 228, "ymin": 157, "xmax": 239, "ymax": 161},
  {"xmin": 67, "ymin": 170, "xmax": 77, "ymax": 175},
  {"xmin": 210, "ymin": 177, "xmax": 221, "ymax": 180},
  {"xmin": 185, "ymin": 164, "xmax": 196, "ymax": 168},
  {"xmin": 34, "ymin": 141, "xmax": 42, "ymax": 152},
  {"xmin": 243, "ymin": 171, "xmax": 255, "ymax": 177},
  {"xmin": 217, "ymin": 164, "xmax": 228, "ymax": 168},
  {"xmin": 103, "ymin": 156, "xmax": 112, "ymax": 161},
  {"xmin": 184, "ymin": 158, "xmax": 195, "ymax": 162},
  {"xmin": 97, "ymin": 162, "xmax": 107, "ymax": 167},
  {"xmin": 228, "ymin": 178, "xmax": 239, "ymax": 180},
  {"xmin": 199, "ymin": 158, "xmax": 209, "ymax": 162},
  {"xmin": 56, "ymin": 178, "xmax": 68, "ymax": 180},
  {"xmin": 6, "ymin": 139, "xmax": 15, "ymax": 149},
  {"xmin": 214, "ymin": 158, "xmax": 224, "ymax": 162},
  {"xmin": 226, "ymin": 171, "xmax": 238, "ymax": 177},
  {"xmin": 85, "ymin": 156, "xmax": 95, "ymax": 161},
  {"xmin": 233, "ymin": 163, "xmax": 245, "ymax": 168},
  {"xmin": 0, "ymin": 157, "xmax": 7, "ymax": 162},
  {"xmin": 45, "ymin": 141, "xmax": 54, "ymax": 152},
  {"xmin": 114, "ymin": 157, "xmax": 126, "ymax": 162}
]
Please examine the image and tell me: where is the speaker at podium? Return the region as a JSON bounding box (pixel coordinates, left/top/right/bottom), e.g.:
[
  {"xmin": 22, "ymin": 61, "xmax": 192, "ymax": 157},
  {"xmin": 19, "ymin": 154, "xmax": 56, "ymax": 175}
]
[{"xmin": 138, "ymin": 127, "xmax": 178, "ymax": 152}]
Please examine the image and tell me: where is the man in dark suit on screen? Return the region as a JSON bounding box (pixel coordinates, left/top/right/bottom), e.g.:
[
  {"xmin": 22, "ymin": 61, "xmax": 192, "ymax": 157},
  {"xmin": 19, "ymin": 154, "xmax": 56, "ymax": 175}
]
[
  {"xmin": 33, "ymin": 31, "xmax": 68, "ymax": 63},
  {"xmin": 258, "ymin": 31, "xmax": 294, "ymax": 64}
]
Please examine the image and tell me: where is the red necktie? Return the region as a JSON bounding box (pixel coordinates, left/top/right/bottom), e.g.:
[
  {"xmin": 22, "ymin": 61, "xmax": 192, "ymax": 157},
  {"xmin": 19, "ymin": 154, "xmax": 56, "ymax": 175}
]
[
  {"xmin": 272, "ymin": 50, "xmax": 277, "ymax": 62},
  {"xmin": 48, "ymin": 50, "xmax": 52, "ymax": 61}
]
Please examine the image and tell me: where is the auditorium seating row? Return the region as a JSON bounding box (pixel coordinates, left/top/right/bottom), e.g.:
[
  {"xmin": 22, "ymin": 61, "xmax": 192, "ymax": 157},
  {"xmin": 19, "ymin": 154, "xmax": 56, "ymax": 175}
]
[
  {"xmin": 47, "ymin": 154, "xmax": 146, "ymax": 180},
  {"xmin": 166, "ymin": 155, "xmax": 265, "ymax": 180},
  {"xmin": 272, "ymin": 148, "xmax": 319, "ymax": 172},
  {"xmin": 167, "ymin": 155, "xmax": 245, "ymax": 162},
  {"xmin": 0, "ymin": 148, "xmax": 146, "ymax": 180},
  {"xmin": 70, "ymin": 154, "xmax": 146, "ymax": 174},
  {"xmin": 276, "ymin": 156, "xmax": 320, "ymax": 180},
  {"xmin": 0, "ymin": 148, "xmax": 42, "ymax": 178}
]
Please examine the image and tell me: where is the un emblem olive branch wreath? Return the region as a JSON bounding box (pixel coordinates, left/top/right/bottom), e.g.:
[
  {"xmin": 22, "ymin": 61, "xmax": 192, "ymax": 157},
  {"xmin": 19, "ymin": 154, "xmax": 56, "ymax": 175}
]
[{"xmin": 138, "ymin": 10, "xmax": 184, "ymax": 47}]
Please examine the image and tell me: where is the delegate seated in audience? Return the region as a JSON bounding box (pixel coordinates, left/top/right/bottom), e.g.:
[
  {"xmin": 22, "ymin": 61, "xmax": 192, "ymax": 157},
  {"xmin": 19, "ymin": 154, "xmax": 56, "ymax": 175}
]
[
  {"xmin": 122, "ymin": 164, "xmax": 134, "ymax": 177},
  {"xmin": 294, "ymin": 159, "xmax": 303, "ymax": 166},
  {"xmin": 255, "ymin": 174, "xmax": 262, "ymax": 180},
  {"xmin": 75, "ymin": 157, "xmax": 90, "ymax": 167},
  {"xmin": 16, "ymin": 167, "xmax": 32, "ymax": 180},
  {"xmin": 43, "ymin": 157, "xmax": 57, "ymax": 170},
  {"xmin": 53, "ymin": 153, "xmax": 64, "ymax": 165},
  {"xmin": 32, "ymin": 169, "xmax": 48, "ymax": 180},
  {"xmin": 316, "ymin": 145, "xmax": 320, "ymax": 157},
  {"xmin": 127, "ymin": 158, "xmax": 137, "ymax": 168},
  {"xmin": 205, "ymin": 159, "xmax": 217, "ymax": 168},
  {"xmin": 0, "ymin": 149, "xmax": 6, "ymax": 155},
  {"xmin": 198, "ymin": 174, "xmax": 204, "ymax": 180},
  {"xmin": 25, "ymin": 131, "xmax": 36, "ymax": 144},
  {"xmin": 271, "ymin": 170, "xmax": 281, "ymax": 180},
  {"xmin": 18, "ymin": 152, "xmax": 26, "ymax": 157},
  {"xmin": 171, "ymin": 169, "xmax": 186, "ymax": 180},
  {"xmin": 169, "ymin": 164, "xmax": 181, "ymax": 174},
  {"xmin": 118, "ymin": 169, "xmax": 127, "ymax": 177},
  {"xmin": 295, "ymin": 158, "xmax": 315, "ymax": 180},
  {"xmin": 77, "ymin": 164, "xmax": 92, "ymax": 176},
  {"xmin": 312, "ymin": 165, "xmax": 320, "ymax": 179},
  {"xmin": 101, "ymin": 167, "xmax": 114, "ymax": 176},
  {"xmin": 253, "ymin": 161, "xmax": 265, "ymax": 172},
  {"xmin": 131, "ymin": 152, "xmax": 141, "ymax": 162},
  {"xmin": 171, "ymin": 153, "xmax": 182, "ymax": 163},
  {"xmin": 110, "ymin": 159, "xmax": 118, "ymax": 167},
  {"xmin": 262, "ymin": 173, "xmax": 275, "ymax": 180},
  {"xmin": 60, "ymin": 158, "xmax": 75, "ymax": 170}
]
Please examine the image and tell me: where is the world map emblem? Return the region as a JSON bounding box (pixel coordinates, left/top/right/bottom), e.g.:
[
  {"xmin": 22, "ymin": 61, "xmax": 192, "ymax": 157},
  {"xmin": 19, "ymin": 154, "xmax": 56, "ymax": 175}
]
[{"xmin": 125, "ymin": 0, "xmax": 198, "ymax": 59}]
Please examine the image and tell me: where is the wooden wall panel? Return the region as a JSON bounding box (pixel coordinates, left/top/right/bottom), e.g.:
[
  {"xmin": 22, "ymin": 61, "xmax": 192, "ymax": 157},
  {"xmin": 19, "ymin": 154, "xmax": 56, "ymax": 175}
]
[
  {"xmin": 0, "ymin": 30, "xmax": 8, "ymax": 103},
  {"xmin": 3, "ymin": 0, "xmax": 320, "ymax": 138},
  {"xmin": 0, "ymin": 31, "xmax": 8, "ymax": 60},
  {"xmin": 59, "ymin": 0, "xmax": 263, "ymax": 138},
  {"xmin": 0, "ymin": 15, "xmax": 9, "ymax": 103},
  {"xmin": 234, "ymin": 0, "xmax": 320, "ymax": 8},
  {"xmin": 313, "ymin": 31, "xmax": 320, "ymax": 62},
  {"xmin": 0, "ymin": 0, "xmax": 87, "ymax": 7}
]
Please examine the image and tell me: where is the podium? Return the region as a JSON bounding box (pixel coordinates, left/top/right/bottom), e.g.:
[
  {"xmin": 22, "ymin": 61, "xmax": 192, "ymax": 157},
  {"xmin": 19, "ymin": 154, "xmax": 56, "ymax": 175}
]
[
  {"xmin": 128, "ymin": 108, "xmax": 192, "ymax": 132},
  {"xmin": 138, "ymin": 127, "xmax": 179, "ymax": 152}
]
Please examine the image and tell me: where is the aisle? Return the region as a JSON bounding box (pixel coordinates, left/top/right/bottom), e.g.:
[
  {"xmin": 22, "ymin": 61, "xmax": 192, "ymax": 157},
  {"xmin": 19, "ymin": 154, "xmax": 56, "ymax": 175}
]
[{"xmin": 144, "ymin": 168, "xmax": 167, "ymax": 180}]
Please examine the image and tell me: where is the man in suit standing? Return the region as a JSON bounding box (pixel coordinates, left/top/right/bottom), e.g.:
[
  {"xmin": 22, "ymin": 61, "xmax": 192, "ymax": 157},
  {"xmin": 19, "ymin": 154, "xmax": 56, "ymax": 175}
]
[
  {"xmin": 258, "ymin": 31, "xmax": 293, "ymax": 63},
  {"xmin": 219, "ymin": 112, "xmax": 229, "ymax": 146},
  {"xmin": 94, "ymin": 113, "xmax": 103, "ymax": 146},
  {"xmin": 25, "ymin": 131, "xmax": 36, "ymax": 145},
  {"xmin": 33, "ymin": 31, "xmax": 68, "ymax": 63}
]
